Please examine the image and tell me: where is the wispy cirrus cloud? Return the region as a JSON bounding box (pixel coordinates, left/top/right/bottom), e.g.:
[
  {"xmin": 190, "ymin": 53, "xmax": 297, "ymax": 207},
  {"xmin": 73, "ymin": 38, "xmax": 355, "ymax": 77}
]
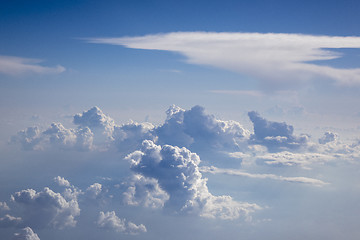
[
  {"xmin": 200, "ymin": 166, "xmax": 328, "ymax": 187},
  {"xmin": 87, "ymin": 32, "xmax": 360, "ymax": 86},
  {"xmin": 0, "ymin": 55, "xmax": 65, "ymax": 76}
]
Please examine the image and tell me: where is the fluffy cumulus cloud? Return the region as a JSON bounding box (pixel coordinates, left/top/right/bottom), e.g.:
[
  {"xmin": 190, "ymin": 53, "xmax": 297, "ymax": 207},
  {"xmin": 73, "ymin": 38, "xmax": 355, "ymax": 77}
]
[
  {"xmin": 0, "ymin": 55, "xmax": 65, "ymax": 76},
  {"xmin": 0, "ymin": 202, "xmax": 10, "ymax": 211},
  {"xmin": 73, "ymin": 106, "xmax": 115, "ymax": 143},
  {"xmin": 13, "ymin": 227, "xmax": 40, "ymax": 240},
  {"xmin": 88, "ymin": 32, "xmax": 360, "ymax": 86},
  {"xmin": 9, "ymin": 187, "xmax": 80, "ymax": 229},
  {"xmin": 156, "ymin": 105, "xmax": 250, "ymax": 152},
  {"xmin": 125, "ymin": 140, "xmax": 260, "ymax": 220},
  {"xmin": 319, "ymin": 131, "xmax": 338, "ymax": 144},
  {"xmin": 10, "ymin": 126, "xmax": 43, "ymax": 151},
  {"xmin": 11, "ymin": 123, "xmax": 94, "ymax": 151},
  {"xmin": 97, "ymin": 211, "xmax": 146, "ymax": 235},
  {"xmin": 113, "ymin": 121, "xmax": 155, "ymax": 153},
  {"xmin": 248, "ymin": 111, "xmax": 309, "ymax": 152},
  {"xmin": 10, "ymin": 106, "xmax": 155, "ymax": 152},
  {"xmin": 85, "ymin": 183, "xmax": 103, "ymax": 199},
  {"xmin": 123, "ymin": 174, "xmax": 169, "ymax": 209}
]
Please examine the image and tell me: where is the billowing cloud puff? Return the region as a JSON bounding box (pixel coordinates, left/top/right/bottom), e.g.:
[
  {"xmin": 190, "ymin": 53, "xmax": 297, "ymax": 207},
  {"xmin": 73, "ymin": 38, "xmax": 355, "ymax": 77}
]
[
  {"xmin": 43, "ymin": 123, "xmax": 77, "ymax": 149},
  {"xmin": 10, "ymin": 187, "xmax": 80, "ymax": 229},
  {"xmin": 113, "ymin": 121, "xmax": 155, "ymax": 153},
  {"xmin": 126, "ymin": 140, "xmax": 260, "ymax": 219},
  {"xmin": 85, "ymin": 183, "xmax": 103, "ymax": 199},
  {"xmin": 248, "ymin": 111, "xmax": 309, "ymax": 152},
  {"xmin": 11, "ymin": 106, "xmax": 155, "ymax": 152},
  {"xmin": 97, "ymin": 211, "xmax": 146, "ymax": 235},
  {"xmin": 13, "ymin": 227, "xmax": 40, "ymax": 240},
  {"xmin": 0, "ymin": 202, "xmax": 10, "ymax": 211},
  {"xmin": 11, "ymin": 123, "xmax": 94, "ymax": 151},
  {"xmin": 10, "ymin": 127, "xmax": 42, "ymax": 151},
  {"xmin": 123, "ymin": 174, "xmax": 169, "ymax": 209},
  {"xmin": 319, "ymin": 131, "xmax": 338, "ymax": 144},
  {"xmin": 73, "ymin": 106, "xmax": 115, "ymax": 141},
  {"xmin": 54, "ymin": 176, "xmax": 71, "ymax": 188},
  {"xmin": 156, "ymin": 105, "xmax": 250, "ymax": 152}
]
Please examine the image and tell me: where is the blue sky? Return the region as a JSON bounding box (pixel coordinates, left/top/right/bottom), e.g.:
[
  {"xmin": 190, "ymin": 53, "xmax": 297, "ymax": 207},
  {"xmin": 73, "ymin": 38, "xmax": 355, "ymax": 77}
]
[{"xmin": 1, "ymin": 1, "xmax": 360, "ymax": 239}]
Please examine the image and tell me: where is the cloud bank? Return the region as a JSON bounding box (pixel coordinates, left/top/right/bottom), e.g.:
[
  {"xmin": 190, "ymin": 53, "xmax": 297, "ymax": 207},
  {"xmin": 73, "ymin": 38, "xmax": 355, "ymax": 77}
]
[
  {"xmin": 87, "ymin": 32, "xmax": 360, "ymax": 86},
  {"xmin": 5, "ymin": 105, "xmax": 360, "ymax": 239}
]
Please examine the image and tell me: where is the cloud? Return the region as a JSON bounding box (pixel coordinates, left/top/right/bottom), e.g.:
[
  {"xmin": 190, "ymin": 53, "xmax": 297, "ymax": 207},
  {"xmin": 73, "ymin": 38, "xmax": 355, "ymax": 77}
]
[
  {"xmin": 0, "ymin": 202, "xmax": 10, "ymax": 211},
  {"xmin": 85, "ymin": 183, "xmax": 103, "ymax": 199},
  {"xmin": 87, "ymin": 32, "xmax": 360, "ymax": 86},
  {"xmin": 319, "ymin": 131, "xmax": 338, "ymax": 144},
  {"xmin": 0, "ymin": 214, "xmax": 22, "ymax": 228},
  {"xmin": 0, "ymin": 55, "xmax": 65, "ymax": 76},
  {"xmin": 73, "ymin": 107, "xmax": 115, "ymax": 140},
  {"xmin": 126, "ymin": 140, "xmax": 260, "ymax": 220},
  {"xmin": 248, "ymin": 111, "xmax": 309, "ymax": 152},
  {"xmin": 123, "ymin": 174, "xmax": 169, "ymax": 209},
  {"xmin": 54, "ymin": 176, "xmax": 71, "ymax": 188},
  {"xmin": 97, "ymin": 211, "xmax": 146, "ymax": 235},
  {"xmin": 200, "ymin": 166, "xmax": 328, "ymax": 187},
  {"xmin": 10, "ymin": 187, "xmax": 80, "ymax": 229},
  {"xmin": 10, "ymin": 126, "xmax": 43, "ymax": 151},
  {"xmin": 255, "ymin": 151, "xmax": 337, "ymax": 169},
  {"xmin": 156, "ymin": 105, "xmax": 250, "ymax": 152},
  {"xmin": 113, "ymin": 121, "xmax": 155, "ymax": 153},
  {"xmin": 11, "ymin": 123, "xmax": 94, "ymax": 151},
  {"xmin": 13, "ymin": 227, "xmax": 40, "ymax": 240}
]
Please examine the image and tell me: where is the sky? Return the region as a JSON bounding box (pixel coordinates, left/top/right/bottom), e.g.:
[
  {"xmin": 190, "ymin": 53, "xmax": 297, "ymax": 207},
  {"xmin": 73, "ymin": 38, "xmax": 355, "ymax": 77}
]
[{"xmin": 1, "ymin": 0, "xmax": 360, "ymax": 239}]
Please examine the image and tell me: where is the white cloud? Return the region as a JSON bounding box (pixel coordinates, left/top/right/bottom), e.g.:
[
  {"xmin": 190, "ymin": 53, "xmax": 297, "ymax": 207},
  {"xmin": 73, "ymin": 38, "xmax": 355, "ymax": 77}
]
[
  {"xmin": 123, "ymin": 174, "xmax": 169, "ymax": 209},
  {"xmin": 97, "ymin": 211, "xmax": 146, "ymax": 235},
  {"xmin": 200, "ymin": 166, "xmax": 328, "ymax": 187},
  {"xmin": 73, "ymin": 107, "xmax": 115, "ymax": 139},
  {"xmin": 13, "ymin": 227, "xmax": 40, "ymax": 240},
  {"xmin": 10, "ymin": 187, "xmax": 80, "ymax": 229},
  {"xmin": 86, "ymin": 183, "xmax": 103, "ymax": 199},
  {"xmin": 319, "ymin": 131, "xmax": 338, "ymax": 144},
  {"xmin": 0, "ymin": 202, "xmax": 10, "ymax": 211},
  {"xmin": 11, "ymin": 123, "xmax": 94, "ymax": 151},
  {"xmin": 113, "ymin": 120, "xmax": 155, "ymax": 153},
  {"xmin": 88, "ymin": 32, "xmax": 360, "ymax": 86},
  {"xmin": 10, "ymin": 126, "xmax": 43, "ymax": 151},
  {"xmin": 156, "ymin": 105, "xmax": 250, "ymax": 152},
  {"xmin": 248, "ymin": 111, "xmax": 309, "ymax": 152},
  {"xmin": 0, "ymin": 55, "xmax": 65, "ymax": 76},
  {"xmin": 256, "ymin": 151, "xmax": 337, "ymax": 169},
  {"xmin": 126, "ymin": 140, "xmax": 260, "ymax": 220},
  {"xmin": 54, "ymin": 176, "xmax": 71, "ymax": 187},
  {"xmin": 0, "ymin": 214, "xmax": 22, "ymax": 228}
]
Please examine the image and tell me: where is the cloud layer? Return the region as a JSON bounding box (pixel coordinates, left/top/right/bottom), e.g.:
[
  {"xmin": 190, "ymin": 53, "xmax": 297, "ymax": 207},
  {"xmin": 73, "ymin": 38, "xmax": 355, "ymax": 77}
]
[
  {"xmin": 88, "ymin": 32, "xmax": 360, "ymax": 86},
  {"xmin": 6, "ymin": 105, "xmax": 360, "ymax": 238},
  {"xmin": 0, "ymin": 55, "xmax": 65, "ymax": 76}
]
